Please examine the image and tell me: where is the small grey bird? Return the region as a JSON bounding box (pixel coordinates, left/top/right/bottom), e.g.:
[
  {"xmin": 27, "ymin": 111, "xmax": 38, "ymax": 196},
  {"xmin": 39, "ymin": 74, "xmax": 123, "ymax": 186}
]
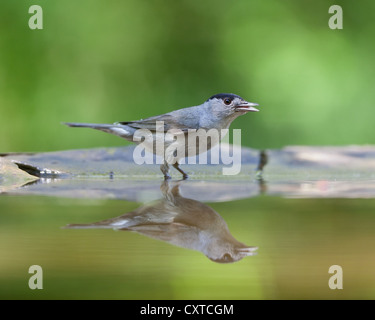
[{"xmin": 64, "ymin": 93, "xmax": 259, "ymax": 179}]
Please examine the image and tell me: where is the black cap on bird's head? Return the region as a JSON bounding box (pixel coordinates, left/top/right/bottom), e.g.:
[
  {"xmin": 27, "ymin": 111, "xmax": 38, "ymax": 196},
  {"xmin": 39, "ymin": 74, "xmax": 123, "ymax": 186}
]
[
  {"xmin": 207, "ymin": 93, "xmax": 243, "ymax": 102},
  {"xmin": 207, "ymin": 93, "xmax": 259, "ymax": 112}
]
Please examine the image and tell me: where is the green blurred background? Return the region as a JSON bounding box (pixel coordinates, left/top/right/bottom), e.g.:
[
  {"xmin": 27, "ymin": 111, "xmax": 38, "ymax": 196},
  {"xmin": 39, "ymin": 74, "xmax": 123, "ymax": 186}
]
[{"xmin": 1, "ymin": 0, "xmax": 374, "ymax": 152}]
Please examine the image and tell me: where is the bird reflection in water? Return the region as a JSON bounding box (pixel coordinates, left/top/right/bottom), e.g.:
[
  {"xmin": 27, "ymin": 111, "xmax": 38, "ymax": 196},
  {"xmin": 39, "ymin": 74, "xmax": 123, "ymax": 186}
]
[{"xmin": 65, "ymin": 180, "xmax": 257, "ymax": 263}]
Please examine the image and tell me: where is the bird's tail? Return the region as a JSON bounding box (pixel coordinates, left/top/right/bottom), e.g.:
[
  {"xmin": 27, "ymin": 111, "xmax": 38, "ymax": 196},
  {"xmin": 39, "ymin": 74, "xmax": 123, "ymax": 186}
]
[
  {"xmin": 64, "ymin": 122, "xmax": 114, "ymax": 129},
  {"xmin": 63, "ymin": 217, "xmax": 131, "ymax": 230},
  {"xmin": 63, "ymin": 122, "xmax": 133, "ymax": 139},
  {"xmin": 63, "ymin": 223, "xmax": 112, "ymax": 229}
]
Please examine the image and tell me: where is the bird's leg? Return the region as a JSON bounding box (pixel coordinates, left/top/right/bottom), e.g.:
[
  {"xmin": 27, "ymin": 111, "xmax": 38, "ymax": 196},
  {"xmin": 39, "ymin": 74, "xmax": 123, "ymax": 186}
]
[
  {"xmin": 160, "ymin": 162, "xmax": 171, "ymax": 180},
  {"xmin": 172, "ymin": 161, "xmax": 189, "ymax": 180}
]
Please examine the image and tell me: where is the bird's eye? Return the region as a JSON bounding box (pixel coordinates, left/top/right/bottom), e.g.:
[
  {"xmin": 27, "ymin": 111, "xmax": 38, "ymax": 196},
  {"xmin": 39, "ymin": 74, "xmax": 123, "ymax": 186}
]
[
  {"xmin": 224, "ymin": 98, "xmax": 232, "ymax": 105},
  {"xmin": 223, "ymin": 253, "xmax": 232, "ymax": 261}
]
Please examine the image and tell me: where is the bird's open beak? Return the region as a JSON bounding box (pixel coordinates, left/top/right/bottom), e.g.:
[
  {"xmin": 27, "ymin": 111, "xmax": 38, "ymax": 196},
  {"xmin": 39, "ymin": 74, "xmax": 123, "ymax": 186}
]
[
  {"xmin": 235, "ymin": 101, "xmax": 259, "ymax": 112},
  {"xmin": 237, "ymin": 246, "xmax": 258, "ymax": 256}
]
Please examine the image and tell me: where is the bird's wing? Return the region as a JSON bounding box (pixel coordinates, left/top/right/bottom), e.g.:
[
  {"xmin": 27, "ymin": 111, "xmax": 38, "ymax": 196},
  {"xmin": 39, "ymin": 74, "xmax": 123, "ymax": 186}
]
[{"xmin": 117, "ymin": 113, "xmax": 192, "ymax": 133}]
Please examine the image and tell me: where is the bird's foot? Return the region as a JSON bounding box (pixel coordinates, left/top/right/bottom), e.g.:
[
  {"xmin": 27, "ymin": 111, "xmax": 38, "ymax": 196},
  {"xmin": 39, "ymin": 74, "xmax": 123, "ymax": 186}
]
[{"xmin": 164, "ymin": 174, "xmax": 172, "ymax": 181}]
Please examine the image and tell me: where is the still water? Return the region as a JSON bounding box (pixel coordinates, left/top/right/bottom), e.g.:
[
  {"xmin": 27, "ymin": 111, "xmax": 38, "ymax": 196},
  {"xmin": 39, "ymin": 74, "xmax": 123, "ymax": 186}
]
[{"xmin": 1, "ymin": 178, "xmax": 375, "ymax": 299}]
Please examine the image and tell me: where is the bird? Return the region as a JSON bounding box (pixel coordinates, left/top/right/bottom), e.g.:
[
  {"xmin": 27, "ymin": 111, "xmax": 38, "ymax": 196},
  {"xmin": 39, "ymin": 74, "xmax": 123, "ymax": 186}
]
[
  {"xmin": 65, "ymin": 180, "xmax": 258, "ymax": 263},
  {"xmin": 64, "ymin": 93, "xmax": 259, "ymax": 179}
]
